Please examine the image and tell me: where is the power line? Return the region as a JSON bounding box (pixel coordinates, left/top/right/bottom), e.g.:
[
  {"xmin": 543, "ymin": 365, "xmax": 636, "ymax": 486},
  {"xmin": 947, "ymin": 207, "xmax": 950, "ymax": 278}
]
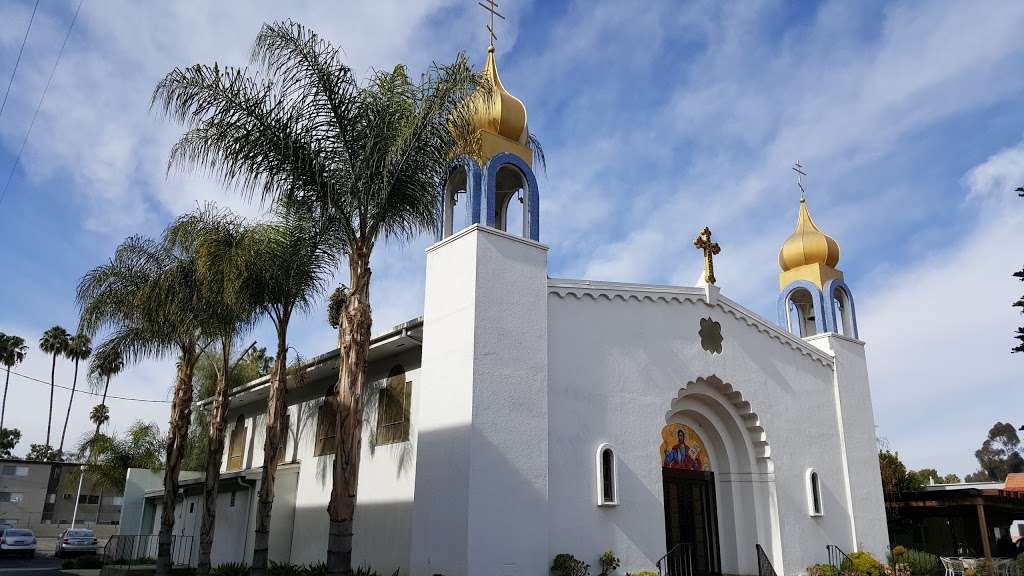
[
  {"xmin": 7, "ymin": 369, "xmax": 171, "ymax": 404},
  {"xmin": 0, "ymin": 0, "xmax": 86, "ymax": 207},
  {"xmin": 0, "ymin": 0, "xmax": 41, "ymax": 121}
]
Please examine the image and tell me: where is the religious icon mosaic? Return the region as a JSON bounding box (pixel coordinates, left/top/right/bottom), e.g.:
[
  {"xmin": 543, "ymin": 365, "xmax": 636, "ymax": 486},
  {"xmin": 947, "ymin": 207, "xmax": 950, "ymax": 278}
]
[{"xmin": 660, "ymin": 423, "xmax": 711, "ymax": 471}]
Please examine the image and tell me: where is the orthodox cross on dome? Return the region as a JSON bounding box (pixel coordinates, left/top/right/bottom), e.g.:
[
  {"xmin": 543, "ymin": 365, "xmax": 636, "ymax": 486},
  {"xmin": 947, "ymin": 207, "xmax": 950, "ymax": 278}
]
[
  {"xmin": 478, "ymin": 0, "xmax": 506, "ymax": 48},
  {"xmin": 693, "ymin": 226, "xmax": 721, "ymax": 285},
  {"xmin": 793, "ymin": 161, "xmax": 807, "ymax": 201}
]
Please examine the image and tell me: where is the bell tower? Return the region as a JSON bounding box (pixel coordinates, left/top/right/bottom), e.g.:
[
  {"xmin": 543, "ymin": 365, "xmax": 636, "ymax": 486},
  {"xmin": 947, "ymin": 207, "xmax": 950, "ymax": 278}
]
[
  {"xmin": 440, "ymin": 31, "xmax": 540, "ymax": 242},
  {"xmin": 777, "ymin": 164, "xmax": 858, "ymax": 338}
]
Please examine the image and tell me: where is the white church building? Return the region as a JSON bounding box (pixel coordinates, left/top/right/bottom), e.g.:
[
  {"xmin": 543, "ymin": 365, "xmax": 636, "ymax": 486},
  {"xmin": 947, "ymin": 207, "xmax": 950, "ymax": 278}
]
[{"xmin": 119, "ymin": 43, "xmax": 889, "ymax": 576}]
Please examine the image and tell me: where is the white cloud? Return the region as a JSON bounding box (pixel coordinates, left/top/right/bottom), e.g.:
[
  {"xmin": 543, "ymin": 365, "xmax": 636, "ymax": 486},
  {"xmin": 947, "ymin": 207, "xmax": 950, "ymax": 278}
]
[{"xmin": 861, "ymin": 143, "xmax": 1024, "ymax": 477}]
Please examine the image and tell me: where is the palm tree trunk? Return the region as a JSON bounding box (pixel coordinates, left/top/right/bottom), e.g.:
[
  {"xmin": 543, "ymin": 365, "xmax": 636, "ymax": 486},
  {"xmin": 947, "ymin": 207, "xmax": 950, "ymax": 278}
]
[
  {"xmin": 95, "ymin": 486, "xmax": 103, "ymax": 523},
  {"xmin": 156, "ymin": 347, "xmax": 197, "ymax": 576},
  {"xmin": 46, "ymin": 353, "xmax": 57, "ymax": 448},
  {"xmin": 327, "ymin": 250, "xmax": 372, "ymax": 576},
  {"xmin": 251, "ymin": 323, "xmax": 290, "ymax": 576},
  {"xmin": 2, "ymin": 366, "xmax": 11, "ymax": 429},
  {"xmin": 197, "ymin": 344, "xmax": 233, "ymax": 576},
  {"xmin": 59, "ymin": 358, "xmax": 81, "ymax": 453}
]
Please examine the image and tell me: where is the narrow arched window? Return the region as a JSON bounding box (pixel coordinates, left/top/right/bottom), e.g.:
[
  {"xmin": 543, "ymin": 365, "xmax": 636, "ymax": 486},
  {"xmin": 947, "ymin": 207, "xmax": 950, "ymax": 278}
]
[
  {"xmin": 596, "ymin": 444, "xmax": 618, "ymax": 506},
  {"xmin": 807, "ymin": 468, "xmax": 823, "ymax": 516}
]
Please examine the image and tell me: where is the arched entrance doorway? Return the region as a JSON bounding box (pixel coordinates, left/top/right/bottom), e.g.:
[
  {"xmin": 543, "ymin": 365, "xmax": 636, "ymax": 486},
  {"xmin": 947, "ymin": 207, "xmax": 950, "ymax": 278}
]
[{"xmin": 662, "ymin": 376, "xmax": 777, "ymax": 576}]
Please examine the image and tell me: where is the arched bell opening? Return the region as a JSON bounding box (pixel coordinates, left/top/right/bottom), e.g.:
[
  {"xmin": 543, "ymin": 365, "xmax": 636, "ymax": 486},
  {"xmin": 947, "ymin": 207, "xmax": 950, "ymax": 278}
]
[
  {"xmin": 777, "ymin": 281, "xmax": 826, "ymax": 338},
  {"xmin": 824, "ymin": 279, "xmax": 859, "ymax": 339},
  {"xmin": 441, "ymin": 160, "xmax": 481, "ymax": 239},
  {"xmin": 483, "ymin": 153, "xmax": 540, "ymax": 241},
  {"xmin": 494, "ymin": 164, "xmax": 526, "ymax": 237}
]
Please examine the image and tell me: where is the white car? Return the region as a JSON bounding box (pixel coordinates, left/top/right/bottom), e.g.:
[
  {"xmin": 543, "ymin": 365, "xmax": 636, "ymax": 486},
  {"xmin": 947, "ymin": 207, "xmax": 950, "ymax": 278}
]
[
  {"xmin": 55, "ymin": 528, "xmax": 99, "ymax": 557},
  {"xmin": 0, "ymin": 528, "xmax": 35, "ymax": 558}
]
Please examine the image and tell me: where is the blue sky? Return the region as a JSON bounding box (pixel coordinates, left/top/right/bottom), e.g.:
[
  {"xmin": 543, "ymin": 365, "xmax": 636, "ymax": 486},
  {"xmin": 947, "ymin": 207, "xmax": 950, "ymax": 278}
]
[{"xmin": 1, "ymin": 0, "xmax": 1023, "ymax": 478}]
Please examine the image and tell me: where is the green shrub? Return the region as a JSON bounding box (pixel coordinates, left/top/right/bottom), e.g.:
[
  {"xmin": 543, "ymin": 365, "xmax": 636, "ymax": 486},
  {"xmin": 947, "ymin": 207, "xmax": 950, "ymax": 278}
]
[
  {"xmin": 553, "ymin": 553, "xmax": 590, "ymax": 576},
  {"xmin": 300, "ymin": 562, "xmax": 327, "ymax": 576},
  {"xmin": 848, "ymin": 551, "xmax": 884, "ymax": 576},
  {"xmin": 210, "ymin": 562, "xmax": 250, "ymax": 576},
  {"xmin": 269, "ymin": 562, "xmax": 303, "ymax": 576},
  {"xmin": 62, "ymin": 558, "xmax": 77, "ymax": 569},
  {"xmin": 808, "ymin": 564, "xmax": 840, "ymax": 576},
  {"xmin": 599, "ymin": 550, "xmax": 621, "ymax": 576},
  {"xmin": 77, "ymin": 555, "xmax": 104, "ymax": 569},
  {"xmin": 1016, "ymin": 554, "xmax": 1024, "ymax": 575},
  {"xmin": 886, "ymin": 549, "xmax": 939, "ymax": 576}
]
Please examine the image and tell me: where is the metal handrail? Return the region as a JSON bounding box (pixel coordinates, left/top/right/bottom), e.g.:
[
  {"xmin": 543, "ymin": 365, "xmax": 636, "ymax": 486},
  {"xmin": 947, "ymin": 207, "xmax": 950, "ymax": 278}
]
[
  {"xmin": 657, "ymin": 543, "xmax": 694, "ymax": 576},
  {"xmin": 757, "ymin": 544, "xmax": 778, "ymax": 576},
  {"xmin": 102, "ymin": 534, "xmax": 195, "ymax": 569},
  {"xmin": 827, "ymin": 544, "xmax": 855, "ymax": 575}
]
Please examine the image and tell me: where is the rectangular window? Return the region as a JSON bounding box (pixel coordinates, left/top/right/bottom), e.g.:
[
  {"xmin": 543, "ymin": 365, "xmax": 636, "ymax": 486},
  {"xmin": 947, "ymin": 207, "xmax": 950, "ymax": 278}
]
[
  {"xmin": 78, "ymin": 494, "xmax": 90, "ymax": 504},
  {"xmin": 46, "ymin": 494, "xmax": 55, "ymax": 504},
  {"xmin": 63, "ymin": 493, "xmax": 72, "ymax": 500},
  {"xmin": 7, "ymin": 493, "xmax": 23, "ymax": 503},
  {"xmin": 0, "ymin": 492, "xmax": 12, "ymax": 503},
  {"xmin": 376, "ymin": 377, "xmax": 412, "ymax": 445},
  {"xmin": 87, "ymin": 495, "xmax": 100, "ymax": 505},
  {"xmin": 315, "ymin": 397, "xmax": 337, "ymax": 456},
  {"xmin": 1, "ymin": 465, "xmax": 28, "ymax": 477}
]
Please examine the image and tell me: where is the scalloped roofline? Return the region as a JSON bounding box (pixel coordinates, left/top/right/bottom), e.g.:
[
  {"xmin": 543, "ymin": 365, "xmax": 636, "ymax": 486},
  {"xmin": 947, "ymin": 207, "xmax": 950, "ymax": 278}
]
[{"xmin": 547, "ymin": 278, "xmax": 835, "ymax": 367}]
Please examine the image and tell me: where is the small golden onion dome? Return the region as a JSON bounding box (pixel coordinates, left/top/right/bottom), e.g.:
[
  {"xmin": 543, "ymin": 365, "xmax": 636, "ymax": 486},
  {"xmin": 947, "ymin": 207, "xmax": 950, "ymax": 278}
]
[
  {"xmin": 471, "ymin": 46, "xmax": 529, "ymax": 145},
  {"xmin": 779, "ymin": 198, "xmax": 841, "ymax": 271}
]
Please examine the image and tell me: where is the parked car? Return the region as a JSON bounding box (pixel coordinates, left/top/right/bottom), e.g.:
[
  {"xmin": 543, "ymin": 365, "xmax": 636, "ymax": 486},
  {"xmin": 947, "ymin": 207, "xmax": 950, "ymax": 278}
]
[
  {"xmin": 0, "ymin": 528, "xmax": 35, "ymax": 558},
  {"xmin": 55, "ymin": 528, "xmax": 99, "ymax": 557}
]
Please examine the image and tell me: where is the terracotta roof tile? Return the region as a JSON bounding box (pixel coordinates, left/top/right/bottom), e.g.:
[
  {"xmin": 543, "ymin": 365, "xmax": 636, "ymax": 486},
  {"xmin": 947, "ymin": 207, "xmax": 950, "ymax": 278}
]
[{"xmin": 1005, "ymin": 473, "xmax": 1024, "ymax": 492}]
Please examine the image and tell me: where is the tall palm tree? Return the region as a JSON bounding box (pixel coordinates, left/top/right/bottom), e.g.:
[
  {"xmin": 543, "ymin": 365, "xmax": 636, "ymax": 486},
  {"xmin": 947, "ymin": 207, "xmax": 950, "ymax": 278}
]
[
  {"xmin": 87, "ymin": 344, "xmax": 124, "ymax": 437},
  {"xmin": 152, "ymin": 20, "xmax": 494, "ymax": 575},
  {"xmin": 165, "ymin": 206, "xmax": 260, "ymax": 576},
  {"xmin": 59, "ymin": 333, "xmax": 92, "ymax": 453},
  {"xmin": 0, "ymin": 333, "xmax": 29, "ymax": 429},
  {"xmin": 39, "ymin": 326, "xmax": 71, "ymax": 451},
  {"xmin": 232, "ymin": 202, "xmax": 335, "ymax": 575},
  {"xmin": 78, "ymin": 231, "xmax": 215, "ymax": 576}
]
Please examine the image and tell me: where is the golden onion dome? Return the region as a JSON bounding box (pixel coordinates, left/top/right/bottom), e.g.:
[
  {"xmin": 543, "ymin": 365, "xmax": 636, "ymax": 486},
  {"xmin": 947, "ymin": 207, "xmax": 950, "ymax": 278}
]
[
  {"xmin": 471, "ymin": 46, "xmax": 529, "ymax": 145},
  {"xmin": 779, "ymin": 198, "xmax": 841, "ymax": 272}
]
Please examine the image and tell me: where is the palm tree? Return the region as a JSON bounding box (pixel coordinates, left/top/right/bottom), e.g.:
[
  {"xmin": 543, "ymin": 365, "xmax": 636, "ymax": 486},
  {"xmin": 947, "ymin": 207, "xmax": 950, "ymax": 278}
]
[
  {"xmin": 233, "ymin": 203, "xmax": 335, "ymax": 574},
  {"xmin": 152, "ymin": 20, "xmax": 492, "ymax": 575},
  {"xmin": 76, "ymin": 421, "xmax": 165, "ymax": 523},
  {"xmin": 78, "ymin": 231, "xmax": 215, "ymax": 576},
  {"xmin": 165, "ymin": 206, "xmax": 260, "ymax": 576},
  {"xmin": 59, "ymin": 333, "xmax": 92, "ymax": 453},
  {"xmin": 0, "ymin": 333, "xmax": 29, "ymax": 429},
  {"xmin": 39, "ymin": 326, "xmax": 71, "ymax": 452},
  {"xmin": 87, "ymin": 345, "xmax": 124, "ymax": 437}
]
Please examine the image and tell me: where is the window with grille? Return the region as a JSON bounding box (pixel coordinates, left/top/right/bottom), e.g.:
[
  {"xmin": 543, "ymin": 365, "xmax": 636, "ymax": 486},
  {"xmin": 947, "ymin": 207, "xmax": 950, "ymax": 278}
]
[
  {"xmin": 1, "ymin": 465, "xmax": 28, "ymax": 477},
  {"xmin": 315, "ymin": 396, "xmax": 338, "ymax": 456},
  {"xmin": 227, "ymin": 415, "xmax": 247, "ymax": 471},
  {"xmin": 376, "ymin": 365, "xmax": 411, "ymax": 445}
]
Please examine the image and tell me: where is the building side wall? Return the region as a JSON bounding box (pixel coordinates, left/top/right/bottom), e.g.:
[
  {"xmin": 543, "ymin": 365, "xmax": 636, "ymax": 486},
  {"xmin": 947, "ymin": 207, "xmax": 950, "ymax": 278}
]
[{"xmin": 0, "ymin": 462, "xmax": 51, "ymax": 526}]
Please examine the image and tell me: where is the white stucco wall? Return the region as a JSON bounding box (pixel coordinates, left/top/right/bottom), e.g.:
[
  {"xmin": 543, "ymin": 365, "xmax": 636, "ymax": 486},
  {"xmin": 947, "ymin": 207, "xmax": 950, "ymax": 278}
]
[
  {"xmin": 411, "ymin": 225, "xmax": 551, "ymax": 576},
  {"xmin": 546, "ymin": 280, "xmax": 884, "ymax": 575}
]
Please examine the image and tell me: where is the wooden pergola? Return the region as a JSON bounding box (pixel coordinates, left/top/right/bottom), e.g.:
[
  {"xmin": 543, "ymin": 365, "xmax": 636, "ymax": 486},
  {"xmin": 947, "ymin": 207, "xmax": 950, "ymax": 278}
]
[{"xmin": 886, "ymin": 488, "xmax": 1024, "ymax": 561}]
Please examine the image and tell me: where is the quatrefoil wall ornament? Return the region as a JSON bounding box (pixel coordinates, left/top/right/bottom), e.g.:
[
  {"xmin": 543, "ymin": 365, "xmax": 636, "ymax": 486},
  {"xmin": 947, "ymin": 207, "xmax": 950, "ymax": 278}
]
[{"xmin": 699, "ymin": 317, "xmax": 723, "ymax": 354}]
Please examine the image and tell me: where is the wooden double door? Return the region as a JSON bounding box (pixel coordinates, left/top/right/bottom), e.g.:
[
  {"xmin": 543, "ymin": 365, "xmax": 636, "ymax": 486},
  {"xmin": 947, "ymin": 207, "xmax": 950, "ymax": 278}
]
[{"xmin": 662, "ymin": 468, "xmax": 722, "ymax": 576}]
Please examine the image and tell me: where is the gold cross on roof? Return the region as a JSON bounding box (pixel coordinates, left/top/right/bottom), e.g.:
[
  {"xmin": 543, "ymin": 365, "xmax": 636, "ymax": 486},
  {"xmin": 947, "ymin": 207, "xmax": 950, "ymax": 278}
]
[
  {"xmin": 793, "ymin": 161, "xmax": 807, "ymax": 201},
  {"xmin": 478, "ymin": 0, "xmax": 506, "ymax": 48},
  {"xmin": 693, "ymin": 227, "xmax": 721, "ymax": 285}
]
